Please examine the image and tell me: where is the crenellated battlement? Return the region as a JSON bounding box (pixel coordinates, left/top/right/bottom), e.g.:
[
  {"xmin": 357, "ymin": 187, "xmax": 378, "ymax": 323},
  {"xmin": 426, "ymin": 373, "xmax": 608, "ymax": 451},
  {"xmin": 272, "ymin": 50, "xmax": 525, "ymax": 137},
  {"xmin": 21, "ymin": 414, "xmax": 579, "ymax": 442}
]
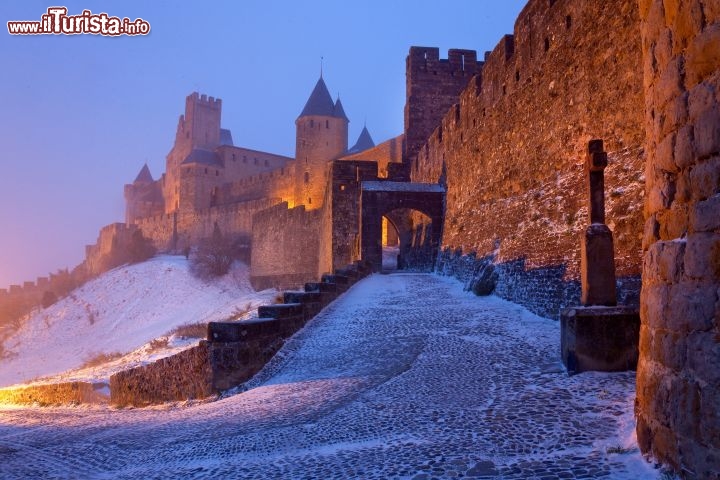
[
  {"xmin": 407, "ymin": 47, "xmax": 482, "ymax": 75},
  {"xmin": 188, "ymin": 91, "xmax": 222, "ymax": 109},
  {"xmin": 404, "ymin": 46, "xmax": 483, "ymax": 163}
]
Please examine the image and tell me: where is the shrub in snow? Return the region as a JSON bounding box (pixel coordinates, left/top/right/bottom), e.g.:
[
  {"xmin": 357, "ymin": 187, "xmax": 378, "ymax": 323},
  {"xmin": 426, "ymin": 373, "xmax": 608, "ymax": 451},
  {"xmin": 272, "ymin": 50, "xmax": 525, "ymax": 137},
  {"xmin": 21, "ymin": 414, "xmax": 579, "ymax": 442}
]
[{"xmin": 189, "ymin": 223, "xmax": 235, "ymax": 279}]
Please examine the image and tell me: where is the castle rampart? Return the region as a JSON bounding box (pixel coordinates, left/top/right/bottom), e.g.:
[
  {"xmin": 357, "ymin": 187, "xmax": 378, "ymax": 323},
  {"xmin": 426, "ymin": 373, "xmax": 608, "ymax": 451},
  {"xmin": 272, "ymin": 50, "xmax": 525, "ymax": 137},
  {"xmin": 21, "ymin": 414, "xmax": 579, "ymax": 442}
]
[
  {"xmin": 635, "ymin": 0, "xmax": 720, "ymax": 475},
  {"xmin": 339, "ymin": 134, "xmax": 404, "ymax": 178},
  {"xmin": 413, "ymin": 0, "xmax": 645, "ymax": 318},
  {"xmin": 404, "ymin": 46, "xmax": 483, "ymax": 164},
  {"xmin": 250, "ymin": 202, "xmax": 323, "ymax": 290}
]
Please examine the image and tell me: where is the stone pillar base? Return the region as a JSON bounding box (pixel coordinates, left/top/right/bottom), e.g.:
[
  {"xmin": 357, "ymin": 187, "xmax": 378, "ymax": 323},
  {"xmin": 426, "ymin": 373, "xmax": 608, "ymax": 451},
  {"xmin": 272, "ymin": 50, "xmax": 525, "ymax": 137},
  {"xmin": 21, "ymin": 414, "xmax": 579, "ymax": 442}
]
[
  {"xmin": 581, "ymin": 224, "xmax": 617, "ymax": 306},
  {"xmin": 560, "ymin": 306, "xmax": 639, "ymax": 374}
]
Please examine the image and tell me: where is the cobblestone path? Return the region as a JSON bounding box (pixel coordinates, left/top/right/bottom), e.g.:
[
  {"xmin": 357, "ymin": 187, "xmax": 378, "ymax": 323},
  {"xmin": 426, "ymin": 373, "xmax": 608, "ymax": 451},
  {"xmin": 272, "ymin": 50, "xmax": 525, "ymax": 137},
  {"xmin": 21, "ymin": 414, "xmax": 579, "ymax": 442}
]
[{"xmin": 0, "ymin": 273, "xmax": 657, "ymax": 479}]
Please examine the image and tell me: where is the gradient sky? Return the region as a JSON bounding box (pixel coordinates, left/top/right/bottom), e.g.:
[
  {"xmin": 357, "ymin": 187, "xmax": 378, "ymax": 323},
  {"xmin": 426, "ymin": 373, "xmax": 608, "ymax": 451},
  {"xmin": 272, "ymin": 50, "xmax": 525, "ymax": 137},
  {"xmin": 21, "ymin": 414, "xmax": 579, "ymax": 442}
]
[{"xmin": 0, "ymin": 0, "xmax": 527, "ymax": 289}]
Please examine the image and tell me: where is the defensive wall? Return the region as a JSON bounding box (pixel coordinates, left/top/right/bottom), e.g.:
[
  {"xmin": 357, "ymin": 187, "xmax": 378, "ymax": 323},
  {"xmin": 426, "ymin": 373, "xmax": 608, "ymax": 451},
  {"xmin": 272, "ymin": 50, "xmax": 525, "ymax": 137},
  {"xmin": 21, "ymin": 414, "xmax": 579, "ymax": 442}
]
[
  {"xmin": 250, "ymin": 202, "xmax": 323, "ymax": 290},
  {"xmin": 135, "ymin": 197, "xmax": 280, "ymax": 252},
  {"xmin": 412, "ymin": 0, "xmax": 646, "ymax": 318},
  {"xmin": 214, "ymin": 161, "xmax": 295, "ymax": 206},
  {"xmin": 635, "ymin": 0, "xmax": 720, "ymax": 476},
  {"xmin": 340, "ymin": 134, "xmax": 404, "ymax": 178}
]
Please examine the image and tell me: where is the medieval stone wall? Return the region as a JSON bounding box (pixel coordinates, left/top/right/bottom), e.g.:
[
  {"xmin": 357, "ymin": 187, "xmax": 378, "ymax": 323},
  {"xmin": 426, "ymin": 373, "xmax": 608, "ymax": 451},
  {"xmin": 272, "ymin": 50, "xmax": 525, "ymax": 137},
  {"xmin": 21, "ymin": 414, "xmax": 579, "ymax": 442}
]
[
  {"xmin": 250, "ymin": 202, "xmax": 322, "ymax": 290},
  {"xmin": 339, "ymin": 134, "xmax": 404, "ymax": 178},
  {"xmin": 404, "ymin": 47, "xmax": 482, "ymax": 163},
  {"xmin": 413, "ymin": 0, "xmax": 646, "ymax": 318},
  {"xmin": 110, "ymin": 343, "xmax": 213, "ymax": 407},
  {"xmin": 217, "ymin": 145, "xmax": 292, "ymax": 180},
  {"xmin": 215, "ymin": 162, "xmax": 295, "ymax": 206},
  {"xmin": 635, "ymin": 0, "xmax": 720, "ymax": 476},
  {"xmin": 135, "ymin": 198, "xmax": 279, "ymax": 252}
]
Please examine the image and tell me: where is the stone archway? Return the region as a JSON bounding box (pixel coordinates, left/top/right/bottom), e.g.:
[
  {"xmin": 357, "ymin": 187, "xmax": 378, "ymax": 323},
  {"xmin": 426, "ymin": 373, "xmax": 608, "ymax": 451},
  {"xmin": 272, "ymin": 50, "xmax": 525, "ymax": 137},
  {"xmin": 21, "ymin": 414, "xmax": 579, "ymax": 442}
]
[{"xmin": 360, "ymin": 181, "xmax": 445, "ymax": 271}]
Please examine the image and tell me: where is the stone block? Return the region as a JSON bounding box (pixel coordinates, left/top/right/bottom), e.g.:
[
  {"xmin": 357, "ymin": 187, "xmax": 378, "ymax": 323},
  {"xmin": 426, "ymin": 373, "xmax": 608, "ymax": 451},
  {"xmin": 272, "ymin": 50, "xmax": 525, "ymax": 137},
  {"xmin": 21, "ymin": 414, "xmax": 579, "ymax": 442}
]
[
  {"xmin": 258, "ymin": 303, "xmax": 304, "ymax": 319},
  {"xmin": 674, "ymin": 168, "xmax": 693, "ymax": 202},
  {"xmin": 640, "ymin": 283, "xmax": 669, "ymax": 329},
  {"xmin": 689, "ymin": 156, "xmax": 720, "ymax": 200},
  {"xmin": 658, "ymin": 202, "xmax": 689, "ymax": 239},
  {"xmin": 688, "ymin": 81, "xmax": 716, "ymax": 123},
  {"xmin": 685, "ymin": 23, "xmax": 720, "ymax": 88},
  {"xmin": 698, "ymin": 382, "xmax": 720, "ymax": 449},
  {"xmin": 656, "ymin": 132, "xmax": 678, "ymax": 172},
  {"xmin": 283, "ymin": 291, "xmax": 321, "ymax": 304},
  {"xmin": 208, "ymin": 318, "xmax": 284, "ymax": 343},
  {"xmin": 684, "ymin": 232, "xmax": 720, "ymax": 279},
  {"xmin": 693, "ymin": 108, "xmax": 720, "ymax": 159},
  {"xmin": 690, "ymin": 193, "xmax": 720, "ymax": 231},
  {"xmin": 581, "ymin": 224, "xmax": 617, "ymax": 306},
  {"xmin": 643, "ymin": 215, "xmax": 661, "ymax": 250},
  {"xmin": 651, "ymin": 329, "xmax": 687, "ymax": 371},
  {"xmin": 560, "ymin": 305, "xmax": 640, "ymax": 374},
  {"xmin": 668, "ymin": 282, "xmax": 717, "ymax": 332},
  {"xmin": 305, "ymin": 281, "xmax": 337, "ymax": 293},
  {"xmin": 686, "ymin": 331, "xmax": 720, "ymax": 385},
  {"xmin": 656, "ymin": 56, "xmax": 685, "ymax": 108},
  {"xmin": 672, "ymin": 0, "xmax": 705, "ymax": 51},
  {"xmin": 674, "ymin": 124, "xmax": 695, "ymax": 169},
  {"xmin": 658, "ymin": 239, "xmax": 686, "ymax": 283}
]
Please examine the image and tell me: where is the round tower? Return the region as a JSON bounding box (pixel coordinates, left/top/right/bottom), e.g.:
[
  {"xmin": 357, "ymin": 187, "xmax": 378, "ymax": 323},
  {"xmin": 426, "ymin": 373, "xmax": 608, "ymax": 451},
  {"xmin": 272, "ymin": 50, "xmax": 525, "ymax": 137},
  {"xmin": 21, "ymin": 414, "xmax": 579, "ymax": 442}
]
[{"xmin": 294, "ymin": 76, "xmax": 348, "ymax": 209}]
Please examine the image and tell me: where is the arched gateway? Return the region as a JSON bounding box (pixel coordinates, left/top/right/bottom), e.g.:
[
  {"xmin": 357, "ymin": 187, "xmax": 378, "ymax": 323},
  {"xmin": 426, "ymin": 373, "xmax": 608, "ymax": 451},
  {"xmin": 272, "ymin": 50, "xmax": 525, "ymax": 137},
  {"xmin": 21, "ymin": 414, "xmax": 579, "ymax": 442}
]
[{"xmin": 360, "ymin": 181, "xmax": 445, "ymax": 271}]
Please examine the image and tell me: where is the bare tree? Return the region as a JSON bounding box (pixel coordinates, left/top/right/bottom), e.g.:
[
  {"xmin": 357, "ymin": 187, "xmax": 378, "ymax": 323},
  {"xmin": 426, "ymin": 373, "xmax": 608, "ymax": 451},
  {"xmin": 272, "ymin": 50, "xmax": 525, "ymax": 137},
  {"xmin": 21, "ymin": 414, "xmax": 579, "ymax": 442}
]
[{"xmin": 189, "ymin": 223, "xmax": 235, "ymax": 279}]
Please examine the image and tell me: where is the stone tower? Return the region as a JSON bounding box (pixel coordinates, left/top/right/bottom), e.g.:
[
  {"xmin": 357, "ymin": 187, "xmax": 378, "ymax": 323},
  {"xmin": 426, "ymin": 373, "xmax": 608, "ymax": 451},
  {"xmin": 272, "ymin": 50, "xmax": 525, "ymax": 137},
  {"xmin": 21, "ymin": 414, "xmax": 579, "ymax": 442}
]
[
  {"xmin": 295, "ymin": 76, "xmax": 349, "ymax": 209},
  {"xmin": 124, "ymin": 164, "xmax": 163, "ymax": 223},
  {"xmin": 404, "ymin": 47, "xmax": 481, "ymax": 164},
  {"xmin": 165, "ymin": 93, "xmax": 223, "ymax": 213}
]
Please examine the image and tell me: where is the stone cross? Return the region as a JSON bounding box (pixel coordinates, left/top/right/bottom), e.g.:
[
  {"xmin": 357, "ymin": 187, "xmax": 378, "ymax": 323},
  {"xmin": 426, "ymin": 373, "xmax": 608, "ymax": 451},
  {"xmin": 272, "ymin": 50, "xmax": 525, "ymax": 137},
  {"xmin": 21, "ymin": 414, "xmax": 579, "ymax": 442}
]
[
  {"xmin": 587, "ymin": 139, "xmax": 608, "ymax": 224},
  {"xmin": 580, "ymin": 140, "xmax": 617, "ymax": 306}
]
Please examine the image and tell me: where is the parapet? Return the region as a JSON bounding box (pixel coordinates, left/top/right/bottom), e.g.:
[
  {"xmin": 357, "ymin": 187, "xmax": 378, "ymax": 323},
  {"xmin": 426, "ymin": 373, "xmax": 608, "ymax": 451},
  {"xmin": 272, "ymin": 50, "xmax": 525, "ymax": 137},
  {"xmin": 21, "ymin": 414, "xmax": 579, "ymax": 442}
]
[
  {"xmin": 407, "ymin": 46, "xmax": 482, "ymax": 75},
  {"xmin": 187, "ymin": 91, "xmax": 222, "ymax": 109}
]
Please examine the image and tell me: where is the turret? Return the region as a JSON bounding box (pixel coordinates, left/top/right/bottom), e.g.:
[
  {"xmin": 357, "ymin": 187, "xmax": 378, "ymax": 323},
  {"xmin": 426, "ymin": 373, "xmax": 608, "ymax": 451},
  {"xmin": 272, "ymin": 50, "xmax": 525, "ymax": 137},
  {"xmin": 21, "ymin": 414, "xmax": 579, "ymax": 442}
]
[
  {"xmin": 164, "ymin": 92, "xmax": 223, "ymax": 213},
  {"xmin": 295, "ymin": 76, "xmax": 349, "ymax": 209},
  {"xmin": 347, "ymin": 125, "xmax": 375, "ymax": 154},
  {"xmin": 124, "ymin": 163, "xmax": 163, "ymax": 223}
]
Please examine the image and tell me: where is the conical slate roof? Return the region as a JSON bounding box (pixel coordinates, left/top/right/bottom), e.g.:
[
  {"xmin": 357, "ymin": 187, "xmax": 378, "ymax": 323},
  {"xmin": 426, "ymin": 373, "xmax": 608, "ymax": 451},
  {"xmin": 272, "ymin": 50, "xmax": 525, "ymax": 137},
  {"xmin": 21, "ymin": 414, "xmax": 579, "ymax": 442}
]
[
  {"xmin": 347, "ymin": 125, "xmax": 375, "ymax": 154},
  {"xmin": 134, "ymin": 163, "xmax": 153, "ymax": 183},
  {"xmin": 299, "ymin": 77, "xmax": 335, "ymax": 117},
  {"xmin": 333, "ymin": 97, "xmax": 349, "ymax": 122}
]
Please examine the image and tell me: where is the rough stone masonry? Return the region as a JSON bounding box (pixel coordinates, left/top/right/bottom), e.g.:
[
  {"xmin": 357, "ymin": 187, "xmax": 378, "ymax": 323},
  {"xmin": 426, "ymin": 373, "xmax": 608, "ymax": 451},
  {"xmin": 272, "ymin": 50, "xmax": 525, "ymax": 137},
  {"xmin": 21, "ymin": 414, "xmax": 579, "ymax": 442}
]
[{"xmin": 636, "ymin": 0, "xmax": 720, "ymax": 477}]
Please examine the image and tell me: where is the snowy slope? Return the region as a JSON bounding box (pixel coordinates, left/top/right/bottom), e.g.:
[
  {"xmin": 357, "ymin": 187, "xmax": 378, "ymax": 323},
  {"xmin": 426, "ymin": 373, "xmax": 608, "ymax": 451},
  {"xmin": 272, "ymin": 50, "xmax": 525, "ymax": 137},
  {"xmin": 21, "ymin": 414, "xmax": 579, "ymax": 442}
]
[{"xmin": 0, "ymin": 255, "xmax": 276, "ymax": 388}]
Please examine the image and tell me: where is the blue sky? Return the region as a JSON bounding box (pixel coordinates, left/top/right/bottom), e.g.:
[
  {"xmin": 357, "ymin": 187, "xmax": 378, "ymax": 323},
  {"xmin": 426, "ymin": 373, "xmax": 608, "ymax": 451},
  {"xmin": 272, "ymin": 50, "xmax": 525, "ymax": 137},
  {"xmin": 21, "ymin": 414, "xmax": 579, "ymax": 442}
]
[{"xmin": 0, "ymin": 0, "xmax": 526, "ymax": 288}]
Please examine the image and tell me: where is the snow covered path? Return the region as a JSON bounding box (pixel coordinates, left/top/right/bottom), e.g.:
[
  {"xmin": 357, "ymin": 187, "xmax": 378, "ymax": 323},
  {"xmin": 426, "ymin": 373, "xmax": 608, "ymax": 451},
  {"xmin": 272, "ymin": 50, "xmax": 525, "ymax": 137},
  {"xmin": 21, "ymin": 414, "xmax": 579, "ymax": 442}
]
[{"xmin": 0, "ymin": 273, "xmax": 657, "ymax": 479}]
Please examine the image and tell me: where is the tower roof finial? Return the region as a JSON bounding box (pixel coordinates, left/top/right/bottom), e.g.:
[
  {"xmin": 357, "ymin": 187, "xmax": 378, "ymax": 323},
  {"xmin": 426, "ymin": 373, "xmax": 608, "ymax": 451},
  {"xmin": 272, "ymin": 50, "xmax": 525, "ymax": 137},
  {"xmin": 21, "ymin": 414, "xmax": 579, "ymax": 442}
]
[{"xmin": 320, "ymin": 56, "xmax": 323, "ymax": 78}]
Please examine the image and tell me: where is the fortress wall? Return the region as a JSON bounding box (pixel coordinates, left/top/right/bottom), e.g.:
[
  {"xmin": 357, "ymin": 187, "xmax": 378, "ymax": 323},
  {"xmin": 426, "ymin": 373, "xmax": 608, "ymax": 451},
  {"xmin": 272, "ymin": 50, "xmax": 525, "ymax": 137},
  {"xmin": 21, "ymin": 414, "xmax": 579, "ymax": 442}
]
[
  {"xmin": 217, "ymin": 162, "xmax": 295, "ymax": 206},
  {"xmin": 635, "ymin": 0, "xmax": 720, "ymax": 475},
  {"xmin": 404, "ymin": 47, "xmax": 483, "ymax": 163},
  {"xmin": 135, "ymin": 198, "xmax": 281, "ymax": 252},
  {"xmin": 413, "ymin": 0, "xmax": 646, "ymax": 317},
  {"xmin": 218, "ymin": 146, "xmax": 292, "ymax": 180},
  {"xmin": 250, "ymin": 202, "xmax": 322, "ymax": 290},
  {"xmin": 135, "ymin": 213, "xmax": 176, "ymax": 251},
  {"xmin": 339, "ymin": 134, "xmax": 404, "ymax": 178}
]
